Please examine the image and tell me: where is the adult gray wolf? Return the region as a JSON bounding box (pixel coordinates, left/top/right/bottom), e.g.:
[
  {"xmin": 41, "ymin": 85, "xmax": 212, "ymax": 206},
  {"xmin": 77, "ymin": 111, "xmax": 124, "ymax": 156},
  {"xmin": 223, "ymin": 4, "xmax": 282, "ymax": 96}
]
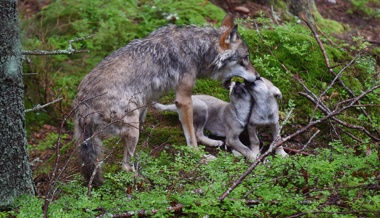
[
  {"xmin": 153, "ymin": 82, "xmax": 255, "ymax": 159},
  {"xmin": 245, "ymin": 77, "xmax": 288, "ymax": 160},
  {"xmin": 73, "ymin": 14, "xmax": 259, "ymax": 186}
]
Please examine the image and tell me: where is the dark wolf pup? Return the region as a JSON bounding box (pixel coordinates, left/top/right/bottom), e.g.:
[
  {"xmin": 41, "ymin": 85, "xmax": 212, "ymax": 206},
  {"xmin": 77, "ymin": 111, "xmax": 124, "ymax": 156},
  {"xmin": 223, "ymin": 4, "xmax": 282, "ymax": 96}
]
[
  {"xmin": 153, "ymin": 82, "xmax": 254, "ymax": 159},
  {"xmin": 73, "ymin": 14, "xmax": 259, "ymax": 186}
]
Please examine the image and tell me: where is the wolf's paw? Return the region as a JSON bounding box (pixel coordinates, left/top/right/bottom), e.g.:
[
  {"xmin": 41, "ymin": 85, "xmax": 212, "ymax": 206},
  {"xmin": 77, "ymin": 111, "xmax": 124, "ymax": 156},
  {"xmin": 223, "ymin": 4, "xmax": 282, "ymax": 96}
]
[
  {"xmin": 122, "ymin": 162, "xmax": 136, "ymax": 172},
  {"xmin": 231, "ymin": 149, "xmax": 242, "ymax": 157},
  {"xmin": 208, "ymin": 140, "xmax": 224, "ymax": 147},
  {"xmin": 275, "ymin": 148, "xmax": 289, "ymax": 157},
  {"xmin": 215, "ymin": 140, "xmax": 224, "ymax": 147},
  {"xmin": 247, "ymin": 152, "xmax": 260, "ymax": 162},
  {"xmin": 200, "ymin": 154, "xmax": 217, "ymax": 164}
]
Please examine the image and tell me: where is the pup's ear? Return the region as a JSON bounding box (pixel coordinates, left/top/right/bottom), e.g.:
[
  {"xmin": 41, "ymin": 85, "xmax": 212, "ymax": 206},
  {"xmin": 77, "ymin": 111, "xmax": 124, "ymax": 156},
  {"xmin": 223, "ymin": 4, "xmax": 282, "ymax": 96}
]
[
  {"xmin": 219, "ymin": 24, "xmax": 239, "ymax": 50},
  {"xmin": 272, "ymin": 87, "xmax": 282, "ymax": 99},
  {"xmin": 221, "ymin": 14, "xmax": 235, "ymax": 29}
]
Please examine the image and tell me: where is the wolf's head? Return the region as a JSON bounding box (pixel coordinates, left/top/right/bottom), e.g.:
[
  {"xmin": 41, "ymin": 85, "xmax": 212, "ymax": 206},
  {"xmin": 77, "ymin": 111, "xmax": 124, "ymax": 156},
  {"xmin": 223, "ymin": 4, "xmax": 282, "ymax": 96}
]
[
  {"xmin": 245, "ymin": 77, "xmax": 282, "ymax": 100},
  {"xmin": 211, "ymin": 14, "xmax": 260, "ymax": 88}
]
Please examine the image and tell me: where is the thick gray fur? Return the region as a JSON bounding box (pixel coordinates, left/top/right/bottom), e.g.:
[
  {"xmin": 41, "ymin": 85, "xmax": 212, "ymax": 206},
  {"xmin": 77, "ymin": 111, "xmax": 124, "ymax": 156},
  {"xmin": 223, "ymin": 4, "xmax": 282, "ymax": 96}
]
[
  {"xmin": 245, "ymin": 77, "xmax": 288, "ymax": 159},
  {"xmin": 153, "ymin": 82, "xmax": 254, "ymax": 158},
  {"xmin": 73, "ymin": 15, "xmax": 259, "ymax": 186}
]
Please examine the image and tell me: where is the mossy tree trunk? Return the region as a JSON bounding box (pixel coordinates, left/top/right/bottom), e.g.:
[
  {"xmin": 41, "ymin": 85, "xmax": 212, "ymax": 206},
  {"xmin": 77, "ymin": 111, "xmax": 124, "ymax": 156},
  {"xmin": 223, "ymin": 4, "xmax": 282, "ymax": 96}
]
[
  {"xmin": 267, "ymin": 0, "xmax": 344, "ymax": 32},
  {"xmin": 0, "ymin": 0, "xmax": 36, "ymax": 210},
  {"xmin": 270, "ymin": 0, "xmax": 316, "ymax": 20}
]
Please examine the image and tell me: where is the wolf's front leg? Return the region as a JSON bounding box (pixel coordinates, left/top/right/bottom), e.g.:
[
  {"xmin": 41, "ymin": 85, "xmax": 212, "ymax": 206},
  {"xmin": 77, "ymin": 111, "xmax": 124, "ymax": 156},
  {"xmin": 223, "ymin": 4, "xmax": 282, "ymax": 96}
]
[
  {"xmin": 271, "ymin": 123, "xmax": 288, "ymax": 157},
  {"xmin": 175, "ymin": 75, "xmax": 198, "ymax": 148},
  {"xmin": 226, "ymin": 135, "xmax": 256, "ymax": 161},
  {"xmin": 247, "ymin": 124, "xmax": 260, "ymax": 159}
]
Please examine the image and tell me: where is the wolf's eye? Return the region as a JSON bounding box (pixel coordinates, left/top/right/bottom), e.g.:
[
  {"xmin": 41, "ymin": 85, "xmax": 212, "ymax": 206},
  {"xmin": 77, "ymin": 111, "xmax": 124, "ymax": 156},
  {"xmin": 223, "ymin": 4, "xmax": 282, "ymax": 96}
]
[
  {"xmin": 244, "ymin": 55, "xmax": 249, "ymax": 61},
  {"xmin": 240, "ymin": 55, "xmax": 249, "ymax": 66}
]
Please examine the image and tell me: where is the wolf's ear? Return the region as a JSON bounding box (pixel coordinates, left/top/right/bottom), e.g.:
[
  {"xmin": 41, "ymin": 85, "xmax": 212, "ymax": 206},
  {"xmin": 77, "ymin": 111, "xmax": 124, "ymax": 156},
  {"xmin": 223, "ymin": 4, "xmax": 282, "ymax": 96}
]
[
  {"xmin": 272, "ymin": 87, "xmax": 282, "ymax": 99},
  {"xmin": 221, "ymin": 14, "xmax": 235, "ymax": 29},
  {"xmin": 219, "ymin": 24, "xmax": 239, "ymax": 50}
]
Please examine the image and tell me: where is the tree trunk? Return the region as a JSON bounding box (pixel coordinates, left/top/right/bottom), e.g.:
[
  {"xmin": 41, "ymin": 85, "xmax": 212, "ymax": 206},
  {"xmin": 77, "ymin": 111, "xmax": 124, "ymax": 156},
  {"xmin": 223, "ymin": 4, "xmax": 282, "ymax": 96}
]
[
  {"xmin": 270, "ymin": 0, "xmax": 315, "ymax": 21},
  {"xmin": 0, "ymin": 0, "xmax": 36, "ymax": 210}
]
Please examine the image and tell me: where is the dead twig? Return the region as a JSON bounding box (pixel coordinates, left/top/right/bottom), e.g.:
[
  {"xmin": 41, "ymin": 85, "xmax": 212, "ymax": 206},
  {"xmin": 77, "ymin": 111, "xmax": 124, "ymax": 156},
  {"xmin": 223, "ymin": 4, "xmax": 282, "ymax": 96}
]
[
  {"xmin": 300, "ymin": 14, "xmax": 375, "ymax": 128},
  {"xmin": 22, "ymin": 34, "xmax": 94, "ymax": 56},
  {"xmin": 24, "ymin": 96, "xmax": 63, "ymax": 113}
]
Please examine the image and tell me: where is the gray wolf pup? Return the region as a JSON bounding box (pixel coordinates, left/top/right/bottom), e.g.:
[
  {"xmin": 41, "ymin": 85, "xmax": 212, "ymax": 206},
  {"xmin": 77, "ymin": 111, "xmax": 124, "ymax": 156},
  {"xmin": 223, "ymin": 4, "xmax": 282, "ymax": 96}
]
[
  {"xmin": 73, "ymin": 14, "xmax": 259, "ymax": 186},
  {"xmin": 153, "ymin": 82, "xmax": 255, "ymax": 158},
  {"xmin": 245, "ymin": 77, "xmax": 288, "ymax": 160}
]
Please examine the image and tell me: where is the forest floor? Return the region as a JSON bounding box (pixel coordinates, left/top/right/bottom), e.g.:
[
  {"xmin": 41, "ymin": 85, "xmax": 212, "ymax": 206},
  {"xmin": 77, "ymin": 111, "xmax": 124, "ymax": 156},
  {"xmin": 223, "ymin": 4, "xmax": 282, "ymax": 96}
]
[
  {"xmin": 18, "ymin": 0, "xmax": 380, "ymax": 196},
  {"xmin": 212, "ymin": 0, "xmax": 380, "ymax": 44}
]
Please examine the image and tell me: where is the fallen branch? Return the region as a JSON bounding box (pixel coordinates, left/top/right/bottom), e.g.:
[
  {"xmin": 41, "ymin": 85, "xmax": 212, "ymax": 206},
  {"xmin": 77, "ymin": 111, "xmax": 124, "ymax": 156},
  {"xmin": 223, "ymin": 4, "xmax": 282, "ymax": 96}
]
[
  {"xmin": 22, "ymin": 34, "xmax": 94, "ymax": 56},
  {"xmin": 283, "ymin": 147, "xmax": 311, "ymax": 156},
  {"xmin": 96, "ymin": 204, "xmax": 184, "ymax": 218},
  {"xmin": 219, "ymin": 108, "xmax": 294, "ymax": 201}
]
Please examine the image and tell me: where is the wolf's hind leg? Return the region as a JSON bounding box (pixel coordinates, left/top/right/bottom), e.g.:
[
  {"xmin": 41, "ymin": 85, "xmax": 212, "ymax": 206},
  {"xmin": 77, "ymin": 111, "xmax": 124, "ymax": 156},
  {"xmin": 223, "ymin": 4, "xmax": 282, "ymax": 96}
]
[
  {"xmin": 192, "ymin": 100, "xmax": 223, "ymax": 147},
  {"xmin": 121, "ymin": 108, "xmax": 140, "ymax": 172}
]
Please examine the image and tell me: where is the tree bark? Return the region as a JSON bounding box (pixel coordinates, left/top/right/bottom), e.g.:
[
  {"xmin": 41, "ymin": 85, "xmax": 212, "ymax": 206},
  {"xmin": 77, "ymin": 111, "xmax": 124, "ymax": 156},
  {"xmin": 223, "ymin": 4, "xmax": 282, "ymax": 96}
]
[
  {"xmin": 0, "ymin": 0, "xmax": 36, "ymax": 210},
  {"xmin": 270, "ymin": 0, "xmax": 315, "ymax": 21}
]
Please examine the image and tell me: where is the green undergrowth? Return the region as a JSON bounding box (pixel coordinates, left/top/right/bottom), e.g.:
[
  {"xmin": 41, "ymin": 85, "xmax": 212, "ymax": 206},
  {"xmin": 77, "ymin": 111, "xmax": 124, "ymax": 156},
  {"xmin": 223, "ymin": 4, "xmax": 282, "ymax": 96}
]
[
  {"xmin": 16, "ymin": 0, "xmax": 380, "ymax": 217},
  {"xmin": 238, "ymin": 17, "xmax": 380, "ymax": 143},
  {"xmin": 21, "ymin": 0, "xmax": 225, "ymax": 127},
  {"xmin": 349, "ymin": 0, "xmax": 380, "ymax": 17},
  {"xmin": 13, "ymin": 142, "xmax": 379, "ymax": 217}
]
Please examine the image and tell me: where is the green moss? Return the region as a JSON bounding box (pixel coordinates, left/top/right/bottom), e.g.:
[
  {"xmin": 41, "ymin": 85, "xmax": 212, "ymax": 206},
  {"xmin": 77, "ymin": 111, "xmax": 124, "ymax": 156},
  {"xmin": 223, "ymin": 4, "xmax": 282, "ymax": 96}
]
[
  {"xmin": 21, "ymin": 0, "xmax": 226, "ymax": 129},
  {"xmin": 312, "ymin": 4, "xmax": 345, "ymax": 33}
]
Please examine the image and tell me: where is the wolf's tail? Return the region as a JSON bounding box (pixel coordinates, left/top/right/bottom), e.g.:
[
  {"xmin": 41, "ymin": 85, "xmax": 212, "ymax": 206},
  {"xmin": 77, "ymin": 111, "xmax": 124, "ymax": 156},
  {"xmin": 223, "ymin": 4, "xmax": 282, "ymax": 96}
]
[
  {"xmin": 152, "ymin": 102, "xmax": 177, "ymax": 112},
  {"xmin": 77, "ymin": 124, "xmax": 104, "ymax": 187}
]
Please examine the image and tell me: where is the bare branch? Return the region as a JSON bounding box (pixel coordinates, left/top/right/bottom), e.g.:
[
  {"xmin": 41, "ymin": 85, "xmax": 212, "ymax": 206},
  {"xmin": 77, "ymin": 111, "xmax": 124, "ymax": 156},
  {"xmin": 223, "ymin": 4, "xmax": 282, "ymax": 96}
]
[
  {"xmin": 96, "ymin": 204, "xmax": 184, "ymax": 218},
  {"xmin": 300, "ymin": 14, "xmax": 374, "ymax": 122},
  {"xmin": 299, "ymin": 129, "xmax": 320, "ymax": 153},
  {"xmin": 219, "ymin": 108, "xmax": 294, "ymax": 201},
  {"xmin": 24, "ymin": 97, "xmax": 63, "ymax": 113},
  {"xmin": 22, "ymin": 34, "xmax": 95, "ymax": 56}
]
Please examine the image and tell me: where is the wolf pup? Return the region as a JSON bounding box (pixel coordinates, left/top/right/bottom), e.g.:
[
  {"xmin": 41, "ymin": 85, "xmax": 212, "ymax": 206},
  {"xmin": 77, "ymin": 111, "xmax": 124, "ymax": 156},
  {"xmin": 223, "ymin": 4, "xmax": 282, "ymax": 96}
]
[
  {"xmin": 73, "ymin": 14, "xmax": 259, "ymax": 186},
  {"xmin": 245, "ymin": 77, "xmax": 288, "ymax": 160},
  {"xmin": 154, "ymin": 82, "xmax": 257, "ymax": 159}
]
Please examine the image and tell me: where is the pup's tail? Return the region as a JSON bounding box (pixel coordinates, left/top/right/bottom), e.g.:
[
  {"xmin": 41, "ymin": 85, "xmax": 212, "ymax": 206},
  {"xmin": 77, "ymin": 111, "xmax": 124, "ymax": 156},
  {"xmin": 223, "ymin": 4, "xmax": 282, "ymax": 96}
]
[
  {"xmin": 77, "ymin": 124, "xmax": 104, "ymax": 187},
  {"xmin": 152, "ymin": 101, "xmax": 177, "ymax": 112}
]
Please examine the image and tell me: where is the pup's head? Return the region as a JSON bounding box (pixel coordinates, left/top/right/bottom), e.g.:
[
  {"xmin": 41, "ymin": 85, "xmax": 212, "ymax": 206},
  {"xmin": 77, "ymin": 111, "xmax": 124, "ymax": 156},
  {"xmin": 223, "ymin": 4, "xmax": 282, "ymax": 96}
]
[
  {"xmin": 229, "ymin": 81, "xmax": 253, "ymax": 108},
  {"xmin": 211, "ymin": 14, "xmax": 260, "ymax": 88},
  {"xmin": 245, "ymin": 77, "xmax": 282, "ymax": 100}
]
